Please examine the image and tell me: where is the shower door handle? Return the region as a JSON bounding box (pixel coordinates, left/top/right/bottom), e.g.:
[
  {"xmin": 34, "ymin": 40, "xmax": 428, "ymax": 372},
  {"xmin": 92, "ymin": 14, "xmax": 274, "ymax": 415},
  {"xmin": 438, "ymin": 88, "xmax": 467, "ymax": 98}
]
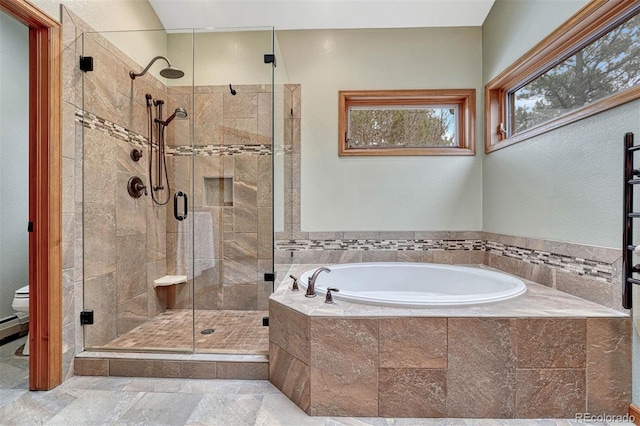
[{"xmin": 173, "ymin": 191, "xmax": 188, "ymax": 221}]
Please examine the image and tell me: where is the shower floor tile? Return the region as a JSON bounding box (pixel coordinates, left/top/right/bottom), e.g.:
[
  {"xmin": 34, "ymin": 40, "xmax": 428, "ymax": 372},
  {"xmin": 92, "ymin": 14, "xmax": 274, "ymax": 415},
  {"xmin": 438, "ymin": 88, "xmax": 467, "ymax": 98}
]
[{"xmin": 101, "ymin": 310, "xmax": 269, "ymax": 355}]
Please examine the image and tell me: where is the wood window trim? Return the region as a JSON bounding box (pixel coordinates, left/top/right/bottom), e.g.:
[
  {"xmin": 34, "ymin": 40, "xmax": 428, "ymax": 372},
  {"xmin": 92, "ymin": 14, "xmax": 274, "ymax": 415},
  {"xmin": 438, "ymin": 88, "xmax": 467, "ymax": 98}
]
[
  {"xmin": 485, "ymin": 0, "xmax": 640, "ymax": 153},
  {"xmin": 339, "ymin": 89, "xmax": 476, "ymax": 156},
  {"xmin": 0, "ymin": 0, "xmax": 62, "ymax": 390}
]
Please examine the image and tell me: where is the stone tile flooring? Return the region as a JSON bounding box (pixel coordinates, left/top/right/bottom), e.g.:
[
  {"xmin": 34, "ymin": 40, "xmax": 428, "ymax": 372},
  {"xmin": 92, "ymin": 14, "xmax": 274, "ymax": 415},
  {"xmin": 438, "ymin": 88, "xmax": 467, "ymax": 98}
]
[
  {"xmin": 101, "ymin": 309, "xmax": 269, "ymax": 354},
  {"xmin": 0, "ymin": 335, "xmax": 29, "ymax": 390},
  {"xmin": 1, "ymin": 335, "xmax": 635, "ymax": 425}
]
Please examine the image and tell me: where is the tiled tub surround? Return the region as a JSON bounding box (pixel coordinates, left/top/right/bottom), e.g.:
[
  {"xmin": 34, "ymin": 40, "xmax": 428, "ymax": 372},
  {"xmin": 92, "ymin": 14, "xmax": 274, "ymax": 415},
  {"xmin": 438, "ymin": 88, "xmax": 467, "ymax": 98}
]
[
  {"xmin": 269, "ymin": 264, "xmax": 630, "ymax": 418},
  {"xmin": 275, "ymin": 231, "xmax": 624, "ymax": 312}
]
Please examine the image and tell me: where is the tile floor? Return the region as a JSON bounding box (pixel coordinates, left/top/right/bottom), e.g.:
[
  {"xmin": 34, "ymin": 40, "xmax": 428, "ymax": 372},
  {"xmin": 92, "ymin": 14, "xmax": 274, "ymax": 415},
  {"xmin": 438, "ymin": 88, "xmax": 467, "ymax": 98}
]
[
  {"xmin": 100, "ymin": 310, "xmax": 269, "ymax": 354},
  {"xmin": 1, "ymin": 335, "xmax": 635, "ymax": 425}
]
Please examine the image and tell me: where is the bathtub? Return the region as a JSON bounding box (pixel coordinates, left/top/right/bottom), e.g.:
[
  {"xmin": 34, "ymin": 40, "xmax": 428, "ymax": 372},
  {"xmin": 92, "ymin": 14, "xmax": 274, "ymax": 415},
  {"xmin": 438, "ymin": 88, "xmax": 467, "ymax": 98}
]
[
  {"xmin": 298, "ymin": 262, "xmax": 527, "ymax": 307},
  {"xmin": 272, "ymin": 263, "xmax": 629, "ymax": 418}
]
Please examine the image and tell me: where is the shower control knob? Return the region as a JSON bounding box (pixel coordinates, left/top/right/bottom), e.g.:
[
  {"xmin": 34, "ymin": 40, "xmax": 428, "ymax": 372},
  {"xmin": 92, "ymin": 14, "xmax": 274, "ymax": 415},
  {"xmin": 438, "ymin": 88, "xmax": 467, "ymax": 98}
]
[
  {"xmin": 127, "ymin": 176, "xmax": 147, "ymax": 198},
  {"xmin": 130, "ymin": 149, "xmax": 142, "ymax": 162}
]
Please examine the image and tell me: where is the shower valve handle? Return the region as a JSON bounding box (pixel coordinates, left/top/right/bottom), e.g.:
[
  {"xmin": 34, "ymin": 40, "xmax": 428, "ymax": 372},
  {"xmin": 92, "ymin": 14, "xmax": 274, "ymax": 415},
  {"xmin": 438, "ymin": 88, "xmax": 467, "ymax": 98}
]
[{"xmin": 127, "ymin": 176, "xmax": 147, "ymax": 198}]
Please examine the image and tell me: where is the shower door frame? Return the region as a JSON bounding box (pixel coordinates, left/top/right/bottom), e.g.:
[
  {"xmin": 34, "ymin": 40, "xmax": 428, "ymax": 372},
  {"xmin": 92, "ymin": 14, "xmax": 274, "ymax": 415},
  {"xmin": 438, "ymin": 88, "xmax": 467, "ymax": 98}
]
[{"xmin": 0, "ymin": 0, "xmax": 63, "ymax": 390}]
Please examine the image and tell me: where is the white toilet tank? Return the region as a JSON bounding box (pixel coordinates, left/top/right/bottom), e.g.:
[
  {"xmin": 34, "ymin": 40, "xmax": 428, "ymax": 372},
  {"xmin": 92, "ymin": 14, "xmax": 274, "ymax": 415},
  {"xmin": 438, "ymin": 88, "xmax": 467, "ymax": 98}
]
[{"xmin": 11, "ymin": 285, "xmax": 29, "ymax": 312}]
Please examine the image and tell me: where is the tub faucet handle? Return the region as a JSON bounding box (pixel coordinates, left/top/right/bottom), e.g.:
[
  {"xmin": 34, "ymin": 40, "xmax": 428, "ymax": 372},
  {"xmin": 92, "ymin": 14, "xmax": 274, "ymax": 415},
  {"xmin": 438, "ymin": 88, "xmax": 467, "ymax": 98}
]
[
  {"xmin": 325, "ymin": 288, "xmax": 340, "ymax": 304},
  {"xmin": 289, "ymin": 275, "xmax": 299, "ymax": 291}
]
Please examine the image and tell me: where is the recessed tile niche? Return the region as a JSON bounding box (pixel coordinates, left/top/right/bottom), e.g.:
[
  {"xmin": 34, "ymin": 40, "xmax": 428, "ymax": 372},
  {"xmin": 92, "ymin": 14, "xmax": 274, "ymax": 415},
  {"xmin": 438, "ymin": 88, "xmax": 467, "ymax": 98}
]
[{"xmin": 204, "ymin": 177, "xmax": 233, "ymax": 207}]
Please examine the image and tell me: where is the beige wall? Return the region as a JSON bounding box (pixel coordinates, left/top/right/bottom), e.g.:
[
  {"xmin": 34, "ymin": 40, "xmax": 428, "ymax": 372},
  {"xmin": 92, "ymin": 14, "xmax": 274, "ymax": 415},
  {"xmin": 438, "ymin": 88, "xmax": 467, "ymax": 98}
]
[
  {"xmin": 32, "ymin": 0, "xmax": 167, "ymax": 72},
  {"xmin": 276, "ymin": 28, "xmax": 483, "ymax": 232},
  {"xmin": 168, "ymin": 30, "xmax": 274, "ymax": 86},
  {"xmin": 32, "ymin": 0, "xmax": 162, "ymax": 31}
]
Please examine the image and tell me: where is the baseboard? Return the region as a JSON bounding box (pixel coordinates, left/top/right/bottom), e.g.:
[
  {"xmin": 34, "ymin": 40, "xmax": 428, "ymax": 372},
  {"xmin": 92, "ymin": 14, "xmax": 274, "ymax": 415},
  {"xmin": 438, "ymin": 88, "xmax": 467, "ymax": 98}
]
[
  {"xmin": 629, "ymin": 403, "xmax": 640, "ymax": 424},
  {"xmin": 0, "ymin": 314, "xmax": 29, "ymax": 341}
]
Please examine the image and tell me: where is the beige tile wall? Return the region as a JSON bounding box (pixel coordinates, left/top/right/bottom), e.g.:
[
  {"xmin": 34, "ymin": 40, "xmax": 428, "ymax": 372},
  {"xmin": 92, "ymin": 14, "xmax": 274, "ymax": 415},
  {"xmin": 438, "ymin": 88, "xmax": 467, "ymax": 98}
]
[{"xmin": 166, "ymin": 84, "xmax": 274, "ymax": 311}]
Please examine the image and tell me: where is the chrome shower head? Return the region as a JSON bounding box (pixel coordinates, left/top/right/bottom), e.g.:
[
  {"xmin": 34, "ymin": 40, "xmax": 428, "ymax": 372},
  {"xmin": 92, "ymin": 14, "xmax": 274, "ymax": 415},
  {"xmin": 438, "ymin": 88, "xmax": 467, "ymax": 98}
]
[
  {"xmin": 173, "ymin": 107, "xmax": 188, "ymax": 119},
  {"xmin": 129, "ymin": 56, "xmax": 184, "ymax": 80},
  {"xmin": 156, "ymin": 107, "xmax": 188, "ymax": 126}
]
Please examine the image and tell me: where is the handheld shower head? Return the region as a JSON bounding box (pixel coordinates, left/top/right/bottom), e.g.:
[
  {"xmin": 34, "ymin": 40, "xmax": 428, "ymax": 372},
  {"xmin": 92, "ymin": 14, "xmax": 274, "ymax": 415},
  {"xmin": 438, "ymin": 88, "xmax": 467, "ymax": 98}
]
[
  {"xmin": 156, "ymin": 107, "xmax": 188, "ymax": 126},
  {"xmin": 173, "ymin": 107, "xmax": 188, "ymax": 119},
  {"xmin": 130, "ymin": 56, "xmax": 184, "ymax": 80}
]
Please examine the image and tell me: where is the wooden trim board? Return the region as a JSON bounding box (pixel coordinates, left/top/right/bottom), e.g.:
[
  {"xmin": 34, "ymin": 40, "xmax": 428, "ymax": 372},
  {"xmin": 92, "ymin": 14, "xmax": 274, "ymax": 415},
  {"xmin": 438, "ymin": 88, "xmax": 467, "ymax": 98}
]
[{"xmin": 0, "ymin": 0, "xmax": 62, "ymax": 391}]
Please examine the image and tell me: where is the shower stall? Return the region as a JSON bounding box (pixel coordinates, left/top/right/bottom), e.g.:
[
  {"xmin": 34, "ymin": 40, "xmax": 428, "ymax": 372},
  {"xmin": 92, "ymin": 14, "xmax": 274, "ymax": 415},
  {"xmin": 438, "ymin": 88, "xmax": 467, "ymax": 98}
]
[{"xmin": 79, "ymin": 27, "xmax": 288, "ymax": 356}]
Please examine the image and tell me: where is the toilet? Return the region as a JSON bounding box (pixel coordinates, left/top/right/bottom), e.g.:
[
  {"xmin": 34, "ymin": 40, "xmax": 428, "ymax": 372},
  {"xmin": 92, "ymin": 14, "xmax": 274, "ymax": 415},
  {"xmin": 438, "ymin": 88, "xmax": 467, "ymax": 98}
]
[{"xmin": 11, "ymin": 285, "xmax": 29, "ymax": 355}]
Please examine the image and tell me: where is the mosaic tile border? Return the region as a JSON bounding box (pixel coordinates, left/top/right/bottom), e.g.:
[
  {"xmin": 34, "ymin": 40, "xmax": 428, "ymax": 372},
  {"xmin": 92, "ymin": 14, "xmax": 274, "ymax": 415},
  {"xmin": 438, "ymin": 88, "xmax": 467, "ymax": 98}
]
[
  {"xmin": 76, "ymin": 109, "xmax": 147, "ymax": 148},
  {"xmin": 486, "ymin": 241, "xmax": 613, "ymax": 281},
  {"xmin": 275, "ymin": 238, "xmax": 614, "ymax": 283},
  {"xmin": 171, "ymin": 144, "xmax": 272, "ymax": 156},
  {"xmin": 275, "ymin": 239, "xmax": 483, "ymax": 251},
  {"xmin": 76, "ymin": 109, "xmax": 273, "ymax": 156}
]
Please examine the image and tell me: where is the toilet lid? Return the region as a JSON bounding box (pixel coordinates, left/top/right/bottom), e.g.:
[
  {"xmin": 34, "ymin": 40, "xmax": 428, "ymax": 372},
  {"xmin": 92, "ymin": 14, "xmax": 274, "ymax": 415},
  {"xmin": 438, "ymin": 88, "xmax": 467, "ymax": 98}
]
[{"xmin": 15, "ymin": 285, "xmax": 29, "ymax": 296}]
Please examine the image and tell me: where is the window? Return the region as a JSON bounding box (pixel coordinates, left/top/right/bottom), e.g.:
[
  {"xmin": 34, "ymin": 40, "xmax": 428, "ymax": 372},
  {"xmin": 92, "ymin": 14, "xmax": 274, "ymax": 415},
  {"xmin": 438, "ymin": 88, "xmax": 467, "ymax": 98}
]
[
  {"xmin": 339, "ymin": 89, "xmax": 475, "ymax": 156},
  {"xmin": 485, "ymin": 1, "xmax": 640, "ymax": 153}
]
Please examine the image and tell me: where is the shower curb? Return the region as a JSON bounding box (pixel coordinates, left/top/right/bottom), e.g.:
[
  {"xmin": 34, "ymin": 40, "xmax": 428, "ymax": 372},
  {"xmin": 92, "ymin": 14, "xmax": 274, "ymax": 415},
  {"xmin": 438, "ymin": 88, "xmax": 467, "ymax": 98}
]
[{"xmin": 74, "ymin": 351, "xmax": 268, "ymax": 380}]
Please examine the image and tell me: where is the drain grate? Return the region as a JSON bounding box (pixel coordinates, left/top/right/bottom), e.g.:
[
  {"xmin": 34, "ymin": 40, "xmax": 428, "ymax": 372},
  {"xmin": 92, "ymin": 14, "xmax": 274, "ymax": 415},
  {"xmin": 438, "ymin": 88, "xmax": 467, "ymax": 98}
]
[{"xmin": 200, "ymin": 328, "xmax": 215, "ymax": 335}]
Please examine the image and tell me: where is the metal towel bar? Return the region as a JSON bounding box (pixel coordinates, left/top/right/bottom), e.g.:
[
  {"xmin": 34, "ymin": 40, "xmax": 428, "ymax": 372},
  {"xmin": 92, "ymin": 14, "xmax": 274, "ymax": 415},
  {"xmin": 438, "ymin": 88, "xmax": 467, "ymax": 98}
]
[{"xmin": 622, "ymin": 132, "xmax": 636, "ymax": 309}]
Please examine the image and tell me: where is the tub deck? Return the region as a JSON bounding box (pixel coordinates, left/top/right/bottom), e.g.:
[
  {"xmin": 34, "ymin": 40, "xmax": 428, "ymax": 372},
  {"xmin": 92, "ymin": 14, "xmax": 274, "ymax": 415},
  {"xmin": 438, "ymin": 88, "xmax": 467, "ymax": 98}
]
[{"xmin": 269, "ymin": 264, "xmax": 630, "ymax": 419}]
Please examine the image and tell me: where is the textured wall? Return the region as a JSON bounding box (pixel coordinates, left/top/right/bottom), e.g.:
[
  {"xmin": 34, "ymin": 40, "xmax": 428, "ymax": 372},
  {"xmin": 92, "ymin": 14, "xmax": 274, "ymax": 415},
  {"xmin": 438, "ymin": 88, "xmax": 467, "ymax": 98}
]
[
  {"xmin": 482, "ymin": 0, "xmax": 588, "ymax": 83},
  {"xmin": 275, "ymin": 28, "xmax": 483, "ymax": 232},
  {"xmin": 480, "ymin": 0, "xmax": 628, "ymax": 248},
  {"xmin": 482, "ymin": 101, "xmax": 639, "ymax": 248}
]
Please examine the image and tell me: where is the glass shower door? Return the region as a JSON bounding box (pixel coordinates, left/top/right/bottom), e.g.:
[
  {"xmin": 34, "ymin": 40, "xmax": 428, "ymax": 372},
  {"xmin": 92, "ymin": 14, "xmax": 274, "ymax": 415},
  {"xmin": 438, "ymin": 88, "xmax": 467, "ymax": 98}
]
[
  {"xmin": 81, "ymin": 26, "xmax": 277, "ymax": 356},
  {"xmin": 81, "ymin": 29, "xmax": 196, "ymax": 353},
  {"xmin": 189, "ymin": 28, "xmax": 275, "ymax": 355}
]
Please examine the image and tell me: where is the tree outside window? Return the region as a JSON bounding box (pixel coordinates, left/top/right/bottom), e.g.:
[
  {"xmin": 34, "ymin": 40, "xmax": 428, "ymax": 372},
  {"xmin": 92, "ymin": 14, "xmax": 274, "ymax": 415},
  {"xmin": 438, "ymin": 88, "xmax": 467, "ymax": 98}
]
[{"xmin": 339, "ymin": 90, "xmax": 475, "ymax": 156}]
